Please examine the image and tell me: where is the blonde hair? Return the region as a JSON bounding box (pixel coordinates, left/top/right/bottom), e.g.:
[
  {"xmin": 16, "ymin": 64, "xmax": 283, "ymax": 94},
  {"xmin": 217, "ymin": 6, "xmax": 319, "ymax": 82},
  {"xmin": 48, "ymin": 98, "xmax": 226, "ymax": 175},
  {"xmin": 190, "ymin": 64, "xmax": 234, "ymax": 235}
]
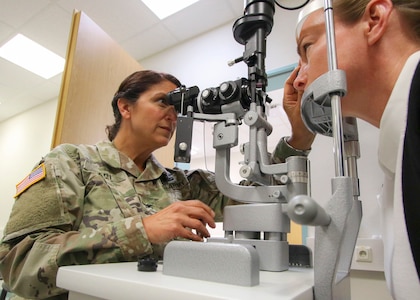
[{"xmin": 334, "ymin": 0, "xmax": 420, "ymax": 41}]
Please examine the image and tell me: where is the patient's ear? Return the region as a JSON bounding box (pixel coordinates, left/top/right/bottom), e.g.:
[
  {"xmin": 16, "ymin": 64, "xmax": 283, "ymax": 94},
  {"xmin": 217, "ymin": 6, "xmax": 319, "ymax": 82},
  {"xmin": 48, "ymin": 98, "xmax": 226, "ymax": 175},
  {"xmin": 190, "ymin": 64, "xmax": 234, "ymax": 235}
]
[{"xmin": 363, "ymin": 0, "xmax": 393, "ymax": 46}]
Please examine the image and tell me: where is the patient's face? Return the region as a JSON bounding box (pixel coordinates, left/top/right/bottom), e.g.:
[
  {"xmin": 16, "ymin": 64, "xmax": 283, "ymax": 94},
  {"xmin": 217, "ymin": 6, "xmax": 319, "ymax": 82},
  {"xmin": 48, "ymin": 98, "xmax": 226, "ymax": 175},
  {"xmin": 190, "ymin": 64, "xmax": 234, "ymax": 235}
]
[{"xmin": 294, "ymin": 9, "xmax": 368, "ymax": 117}]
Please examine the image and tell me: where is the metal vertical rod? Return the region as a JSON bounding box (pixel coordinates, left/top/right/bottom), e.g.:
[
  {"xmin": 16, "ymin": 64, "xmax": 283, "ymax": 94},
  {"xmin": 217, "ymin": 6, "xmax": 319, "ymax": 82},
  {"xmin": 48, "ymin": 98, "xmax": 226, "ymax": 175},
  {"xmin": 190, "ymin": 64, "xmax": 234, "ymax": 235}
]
[{"xmin": 324, "ymin": 0, "xmax": 345, "ymax": 177}]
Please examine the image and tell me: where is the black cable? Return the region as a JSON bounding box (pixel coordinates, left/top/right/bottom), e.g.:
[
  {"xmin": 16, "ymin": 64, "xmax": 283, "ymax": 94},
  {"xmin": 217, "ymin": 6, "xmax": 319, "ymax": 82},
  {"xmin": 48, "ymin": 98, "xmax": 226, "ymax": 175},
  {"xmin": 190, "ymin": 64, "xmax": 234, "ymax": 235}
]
[{"xmin": 274, "ymin": 0, "xmax": 310, "ymax": 10}]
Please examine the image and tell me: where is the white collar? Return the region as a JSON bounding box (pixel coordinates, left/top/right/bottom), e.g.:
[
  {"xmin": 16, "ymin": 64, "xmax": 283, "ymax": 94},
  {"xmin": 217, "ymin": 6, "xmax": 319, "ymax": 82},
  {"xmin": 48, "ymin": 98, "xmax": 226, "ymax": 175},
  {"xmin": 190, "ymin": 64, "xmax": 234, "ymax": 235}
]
[{"xmin": 378, "ymin": 51, "xmax": 420, "ymax": 173}]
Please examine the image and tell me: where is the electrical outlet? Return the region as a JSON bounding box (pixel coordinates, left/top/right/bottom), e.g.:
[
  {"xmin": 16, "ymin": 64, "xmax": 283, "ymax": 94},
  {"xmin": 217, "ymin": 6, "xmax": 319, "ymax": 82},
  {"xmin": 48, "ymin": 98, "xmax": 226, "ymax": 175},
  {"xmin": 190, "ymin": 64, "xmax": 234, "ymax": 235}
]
[
  {"xmin": 306, "ymin": 237, "xmax": 384, "ymax": 271},
  {"xmin": 355, "ymin": 246, "xmax": 373, "ymax": 262}
]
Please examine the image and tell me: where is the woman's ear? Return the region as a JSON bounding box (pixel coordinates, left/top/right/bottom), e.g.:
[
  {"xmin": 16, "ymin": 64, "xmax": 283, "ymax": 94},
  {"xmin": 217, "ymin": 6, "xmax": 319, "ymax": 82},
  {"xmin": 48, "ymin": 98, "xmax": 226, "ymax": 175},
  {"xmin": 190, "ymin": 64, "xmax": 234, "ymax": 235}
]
[
  {"xmin": 117, "ymin": 98, "xmax": 132, "ymax": 119},
  {"xmin": 363, "ymin": 0, "xmax": 393, "ymax": 46}
]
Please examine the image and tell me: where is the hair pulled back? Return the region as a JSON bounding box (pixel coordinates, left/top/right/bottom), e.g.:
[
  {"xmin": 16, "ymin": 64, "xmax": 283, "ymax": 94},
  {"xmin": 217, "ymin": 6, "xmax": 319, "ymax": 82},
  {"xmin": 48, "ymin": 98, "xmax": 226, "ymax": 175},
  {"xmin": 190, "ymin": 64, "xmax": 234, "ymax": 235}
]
[{"xmin": 106, "ymin": 70, "xmax": 181, "ymax": 141}]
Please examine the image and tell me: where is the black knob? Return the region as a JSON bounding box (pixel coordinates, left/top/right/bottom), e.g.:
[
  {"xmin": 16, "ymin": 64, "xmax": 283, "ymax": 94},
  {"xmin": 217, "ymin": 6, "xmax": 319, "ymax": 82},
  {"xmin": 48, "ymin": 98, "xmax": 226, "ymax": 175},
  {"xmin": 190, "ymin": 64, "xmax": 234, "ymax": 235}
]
[{"xmin": 137, "ymin": 256, "xmax": 158, "ymax": 272}]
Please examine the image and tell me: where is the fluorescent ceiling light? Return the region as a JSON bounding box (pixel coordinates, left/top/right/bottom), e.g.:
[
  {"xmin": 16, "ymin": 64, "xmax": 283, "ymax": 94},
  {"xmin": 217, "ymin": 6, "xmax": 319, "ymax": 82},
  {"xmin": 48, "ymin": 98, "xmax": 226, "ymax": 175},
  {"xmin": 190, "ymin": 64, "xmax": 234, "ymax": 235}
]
[
  {"xmin": 0, "ymin": 34, "xmax": 65, "ymax": 79},
  {"xmin": 142, "ymin": 0, "xmax": 199, "ymax": 19}
]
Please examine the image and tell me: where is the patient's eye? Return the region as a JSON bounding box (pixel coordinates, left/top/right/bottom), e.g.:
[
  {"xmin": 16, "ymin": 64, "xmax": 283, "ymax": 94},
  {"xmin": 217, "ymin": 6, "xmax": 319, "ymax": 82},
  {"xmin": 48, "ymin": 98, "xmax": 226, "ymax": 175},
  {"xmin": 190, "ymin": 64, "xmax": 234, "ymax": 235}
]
[{"xmin": 300, "ymin": 42, "xmax": 312, "ymax": 61}]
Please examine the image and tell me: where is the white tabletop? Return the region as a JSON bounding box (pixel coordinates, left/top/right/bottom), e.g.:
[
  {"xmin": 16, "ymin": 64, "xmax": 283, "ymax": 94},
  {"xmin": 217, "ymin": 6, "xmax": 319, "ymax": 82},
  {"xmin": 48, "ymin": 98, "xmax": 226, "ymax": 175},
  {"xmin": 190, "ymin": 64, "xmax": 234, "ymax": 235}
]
[{"xmin": 57, "ymin": 262, "xmax": 314, "ymax": 300}]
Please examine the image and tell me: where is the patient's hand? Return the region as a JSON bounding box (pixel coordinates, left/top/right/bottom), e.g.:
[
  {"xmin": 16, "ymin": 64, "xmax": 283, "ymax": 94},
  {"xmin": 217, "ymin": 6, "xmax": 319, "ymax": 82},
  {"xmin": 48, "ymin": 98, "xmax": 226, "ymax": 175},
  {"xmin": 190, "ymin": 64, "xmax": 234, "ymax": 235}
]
[{"xmin": 283, "ymin": 65, "xmax": 315, "ymax": 150}]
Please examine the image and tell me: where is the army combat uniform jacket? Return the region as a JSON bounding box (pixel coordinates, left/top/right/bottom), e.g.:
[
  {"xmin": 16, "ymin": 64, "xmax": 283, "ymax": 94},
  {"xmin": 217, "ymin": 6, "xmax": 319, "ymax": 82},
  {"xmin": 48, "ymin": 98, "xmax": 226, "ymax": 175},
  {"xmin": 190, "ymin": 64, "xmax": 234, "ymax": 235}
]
[
  {"xmin": 0, "ymin": 140, "xmax": 240, "ymax": 299},
  {"xmin": 0, "ymin": 138, "xmax": 303, "ymax": 299}
]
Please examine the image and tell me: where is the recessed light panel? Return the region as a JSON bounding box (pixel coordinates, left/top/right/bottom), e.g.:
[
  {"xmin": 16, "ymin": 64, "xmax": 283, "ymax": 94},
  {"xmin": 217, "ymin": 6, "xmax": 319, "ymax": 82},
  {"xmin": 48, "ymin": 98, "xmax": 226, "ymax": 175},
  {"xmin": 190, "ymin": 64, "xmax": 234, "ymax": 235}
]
[
  {"xmin": 0, "ymin": 34, "xmax": 65, "ymax": 79},
  {"xmin": 141, "ymin": 0, "xmax": 199, "ymax": 19}
]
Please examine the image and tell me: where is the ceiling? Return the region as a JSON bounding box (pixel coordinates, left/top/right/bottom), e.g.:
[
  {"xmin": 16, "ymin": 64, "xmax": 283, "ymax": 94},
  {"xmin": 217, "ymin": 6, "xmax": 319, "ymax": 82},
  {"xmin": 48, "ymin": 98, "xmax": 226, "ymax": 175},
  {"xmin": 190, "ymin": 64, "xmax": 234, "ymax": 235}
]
[{"xmin": 0, "ymin": 0, "xmax": 244, "ymax": 123}]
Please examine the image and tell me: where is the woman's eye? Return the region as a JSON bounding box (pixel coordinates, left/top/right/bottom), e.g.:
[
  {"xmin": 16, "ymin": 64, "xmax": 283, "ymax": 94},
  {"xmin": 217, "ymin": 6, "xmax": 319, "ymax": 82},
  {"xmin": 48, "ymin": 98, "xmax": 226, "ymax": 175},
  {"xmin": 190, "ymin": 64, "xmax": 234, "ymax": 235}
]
[
  {"xmin": 157, "ymin": 98, "xmax": 168, "ymax": 106},
  {"xmin": 299, "ymin": 42, "xmax": 312, "ymax": 62},
  {"xmin": 303, "ymin": 43, "xmax": 312, "ymax": 53}
]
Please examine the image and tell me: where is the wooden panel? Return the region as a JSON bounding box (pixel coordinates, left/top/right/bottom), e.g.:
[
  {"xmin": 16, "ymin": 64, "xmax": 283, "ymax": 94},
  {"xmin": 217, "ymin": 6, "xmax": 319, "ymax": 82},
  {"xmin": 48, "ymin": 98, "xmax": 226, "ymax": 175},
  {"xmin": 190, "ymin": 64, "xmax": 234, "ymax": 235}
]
[
  {"xmin": 288, "ymin": 221, "xmax": 303, "ymax": 245},
  {"xmin": 52, "ymin": 11, "xmax": 174, "ymax": 167}
]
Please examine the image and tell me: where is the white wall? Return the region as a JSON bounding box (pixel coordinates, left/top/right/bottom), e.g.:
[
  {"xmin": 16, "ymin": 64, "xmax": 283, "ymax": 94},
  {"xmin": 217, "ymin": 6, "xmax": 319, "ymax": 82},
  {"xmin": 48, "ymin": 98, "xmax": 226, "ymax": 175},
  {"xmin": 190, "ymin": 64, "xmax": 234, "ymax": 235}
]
[
  {"xmin": 141, "ymin": 9, "xmax": 301, "ymax": 88},
  {"xmin": 0, "ymin": 99, "xmax": 57, "ymax": 233}
]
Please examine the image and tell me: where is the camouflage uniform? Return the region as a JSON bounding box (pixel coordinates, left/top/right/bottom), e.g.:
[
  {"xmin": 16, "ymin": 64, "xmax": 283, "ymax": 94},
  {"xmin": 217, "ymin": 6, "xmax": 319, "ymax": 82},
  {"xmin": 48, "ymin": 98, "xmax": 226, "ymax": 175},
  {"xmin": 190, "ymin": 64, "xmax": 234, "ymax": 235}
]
[{"xmin": 0, "ymin": 138, "xmax": 306, "ymax": 299}]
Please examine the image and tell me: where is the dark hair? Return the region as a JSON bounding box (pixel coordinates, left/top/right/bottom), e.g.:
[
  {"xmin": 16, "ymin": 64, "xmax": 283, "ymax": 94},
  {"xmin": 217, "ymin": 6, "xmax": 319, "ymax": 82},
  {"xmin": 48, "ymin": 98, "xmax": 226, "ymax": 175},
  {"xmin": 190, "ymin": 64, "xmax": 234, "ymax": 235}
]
[{"xmin": 106, "ymin": 70, "xmax": 182, "ymax": 141}]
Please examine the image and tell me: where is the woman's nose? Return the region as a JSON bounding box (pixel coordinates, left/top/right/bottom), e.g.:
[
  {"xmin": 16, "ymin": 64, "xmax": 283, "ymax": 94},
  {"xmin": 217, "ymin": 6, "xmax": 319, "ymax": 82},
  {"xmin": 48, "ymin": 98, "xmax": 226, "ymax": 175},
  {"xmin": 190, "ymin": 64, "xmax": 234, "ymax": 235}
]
[
  {"xmin": 165, "ymin": 106, "xmax": 178, "ymax": 121},
  {"xmin": 293, "ymin": 65, "xmax": 308, "ymax": 91}
]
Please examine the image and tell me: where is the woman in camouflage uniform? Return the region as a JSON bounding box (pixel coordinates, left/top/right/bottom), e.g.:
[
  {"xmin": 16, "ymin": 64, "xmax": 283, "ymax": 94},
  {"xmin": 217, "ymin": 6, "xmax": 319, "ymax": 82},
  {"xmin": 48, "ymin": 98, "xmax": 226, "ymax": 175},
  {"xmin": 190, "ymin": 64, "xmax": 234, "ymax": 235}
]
[{"xmin": 0, "ymin": 70, "xmax": 304, "ymax": 299}]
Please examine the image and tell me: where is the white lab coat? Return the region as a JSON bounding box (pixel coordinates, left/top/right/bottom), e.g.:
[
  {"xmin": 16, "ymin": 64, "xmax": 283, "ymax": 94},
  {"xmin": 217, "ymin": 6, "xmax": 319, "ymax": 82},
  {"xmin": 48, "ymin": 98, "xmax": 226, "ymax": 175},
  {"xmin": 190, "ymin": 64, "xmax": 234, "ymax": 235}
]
[{"xmin": 378, "ymin": 51, "xmax": 420, "ymax": 299}]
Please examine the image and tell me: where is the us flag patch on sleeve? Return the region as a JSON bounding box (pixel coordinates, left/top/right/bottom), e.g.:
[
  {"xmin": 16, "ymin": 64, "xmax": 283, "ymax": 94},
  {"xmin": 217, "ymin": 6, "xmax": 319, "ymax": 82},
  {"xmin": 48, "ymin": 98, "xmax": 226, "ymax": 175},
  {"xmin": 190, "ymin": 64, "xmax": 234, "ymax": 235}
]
[{"xmin": 14, "ymin": 163, "xmax": 46, "ymax": 197}]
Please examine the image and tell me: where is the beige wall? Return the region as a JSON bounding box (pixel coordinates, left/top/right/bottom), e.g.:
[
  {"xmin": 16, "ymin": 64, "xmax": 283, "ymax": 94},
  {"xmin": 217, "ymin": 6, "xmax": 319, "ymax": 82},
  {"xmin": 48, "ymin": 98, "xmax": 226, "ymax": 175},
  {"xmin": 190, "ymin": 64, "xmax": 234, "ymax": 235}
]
[
  {"xmin": 53, "ymin": 11, "xmax": 141, "ymax": 147},
  {"xmin": 53, "ymin": 11, "xmax": 174, "ymax": 167},
  {"xmin": 351, "ymin": 270, "xmax": 392, "ymax": 299}
]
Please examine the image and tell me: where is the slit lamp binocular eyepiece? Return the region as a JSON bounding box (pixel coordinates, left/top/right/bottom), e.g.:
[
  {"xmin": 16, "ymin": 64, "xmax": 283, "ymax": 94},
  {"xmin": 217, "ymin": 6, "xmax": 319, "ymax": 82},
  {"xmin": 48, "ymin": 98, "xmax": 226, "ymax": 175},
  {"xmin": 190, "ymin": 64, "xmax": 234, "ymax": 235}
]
[{"xmin": 167, "ymin": 78, "xmax": 252, "ymax": 116}]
